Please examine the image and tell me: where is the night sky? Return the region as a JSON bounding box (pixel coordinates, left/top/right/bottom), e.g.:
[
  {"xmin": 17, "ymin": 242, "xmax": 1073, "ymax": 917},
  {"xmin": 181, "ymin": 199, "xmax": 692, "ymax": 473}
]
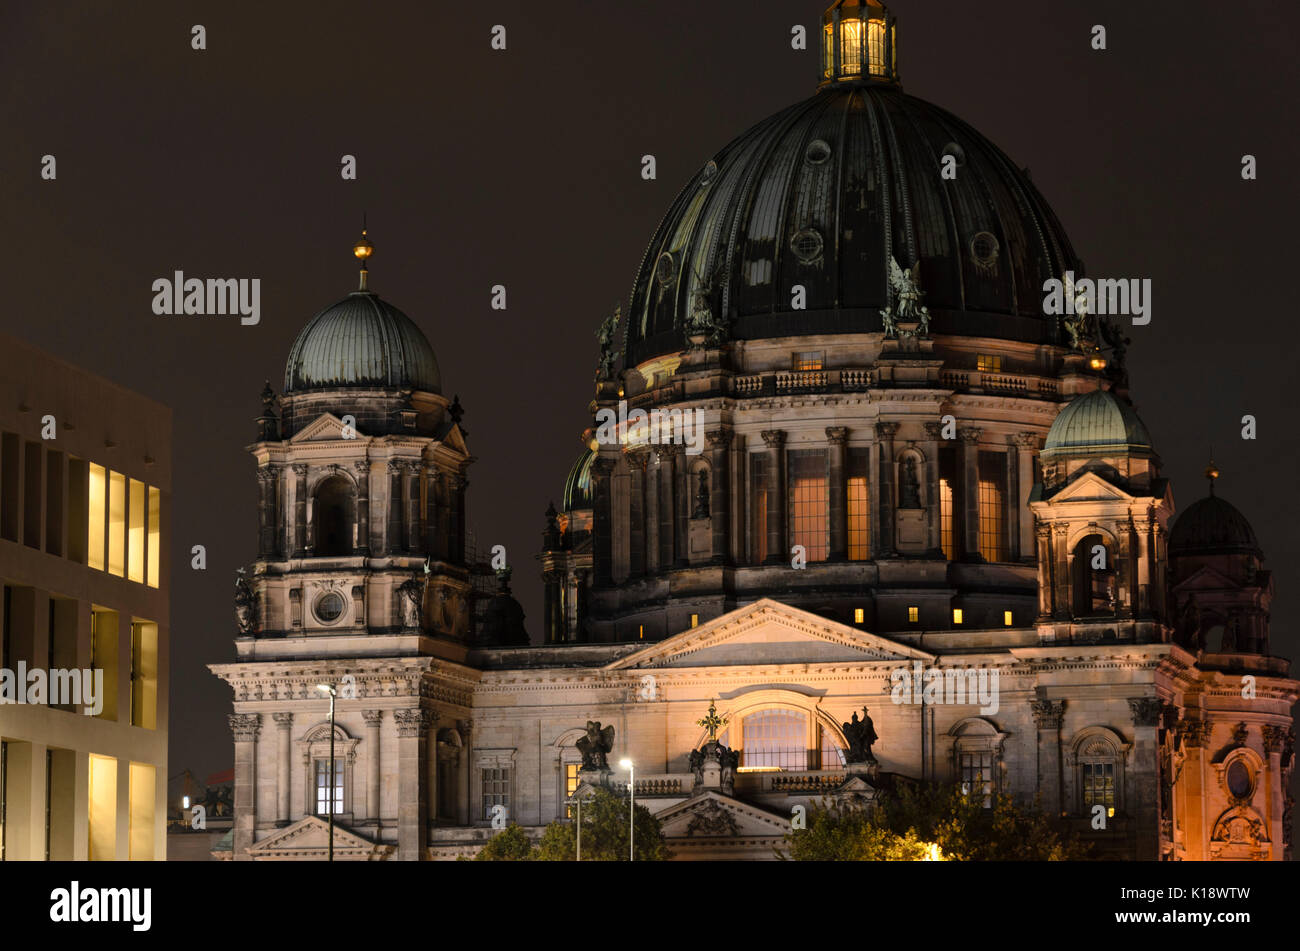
[{"xmin": 2, "ymin": 0, "xmax": 1296, "ymax": 783}]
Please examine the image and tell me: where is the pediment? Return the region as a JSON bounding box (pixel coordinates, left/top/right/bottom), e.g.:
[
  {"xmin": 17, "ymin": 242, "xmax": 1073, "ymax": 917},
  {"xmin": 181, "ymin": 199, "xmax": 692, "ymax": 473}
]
[
  {"xmin": 291, "ymin": 413, "xmax": 367, "ymax": 443},
  {"xmin": 606, "ymin": 599, "xmax": 932, "ymax": 670},
  {"xmin": 1049, "ymin": 471, "xmax": 1137, "ymax": 503},
  {"xmin": 656, "ymin": 791, "xmax": 789, "ymax": 839},
  {"xmin": 438, "ymin": 423, "xmax": 469, "ymax": 455},
  {"xmin": 1172, "ymin": 563, "xmax": 1243, "ymax": 594},
  {"xmin": 246, "ymin": 816, "xmax": 392, "ymax": 860}
]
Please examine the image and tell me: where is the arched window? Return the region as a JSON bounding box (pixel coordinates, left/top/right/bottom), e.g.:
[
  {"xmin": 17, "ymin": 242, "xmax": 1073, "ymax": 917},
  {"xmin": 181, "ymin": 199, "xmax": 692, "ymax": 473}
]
[
  {"xmin": 739, "ymin": 709, "xmax": 809, "ymax": 770},
  {"xmin": 820, "ymin": 724, "xmax": 846, "ymax": 770},
  {"xmin": 1078, "ymin": 739, "xmax": 1117, "ymax": 815},
  {"xmin": 314, "ymin": 475, "xmax": 354, "ymax": 556},
  {"xmin": 1072, "ymin": 534, "xmax": 1116, "ymax": 616}
]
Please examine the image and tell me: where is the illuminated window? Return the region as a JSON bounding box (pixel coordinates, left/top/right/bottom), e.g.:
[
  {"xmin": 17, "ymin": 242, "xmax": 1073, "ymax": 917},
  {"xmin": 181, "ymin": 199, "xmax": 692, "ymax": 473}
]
[
  {"xmin": 854, "ymin": 607, "xmax": 865, "ymax": 624},
  {"xmin": 88, "ymin": 754, "xmax": 117, "ymax": 860},
  {"xmin": 952, "ymin": 608, "xmax": 963, "ymax": 624},
  {"xmin": 788, "ymin": 449, "xmax": 828, "ymax": 562},
  {"xmin": 939, "ymin": 447, "xmax": 959, "ymax": 560},
  {"xmin": 822, "ymin": 14, "xmax": 888, "ymax": 79},
  {"xmin": 128, "ymin": 479, "xmax": 146, "ymax": 583},
  {"xmin": 908, "ymin": 606, "xmax": 919, "ymax": 623},
  {"xmin": 1082, "ymin": 762, "xmax": 1115, "ymax": 814},
  {"xmin": 147, "ymin": 486, "xmax": 160, "ymax": 588},
  {"xmin": 128, "ymin": 762, "xmax": 155, "ymax": 861},
  {"xmin": 1004, "ymin": 610, "xmax": 1013, "ymax": 627},
  {"xmin": 481, "ymin": 767, "xmax": 511, "ymax": 820},
  {"xmin": 90, "ymin": 607, "xmax": 118, "ymax": 720},
  {"xmin": 847, "ymin": 448, "xmax": 870, "ymax": 560},
  {"xmin": 939, "ymin": 478, "xmax": 954, "ymax": 560},
  {"xmin": 130, "ymin": 620, "xmax": 158, "ymax": 730},
  {"xmin": 819, "ymin": 725, "xmax": 846, "ymax": 770},
  {"xmin": 107, "ymin": 471, "xmax": 126, "ymax": 576},
  {"xmin": 792, "ymin": 351, "xmax": 824, "ymax": 371},
  {"xmin": 690, "ymin": 614, "xmax": 699, "ymax": 628},
  {"xmin": 315, "ymin": 759, "xmax": 344, "ymax": 816},
  {"xmin": 1072, "ymin": 534, "xmax": 1116, "ymax": 616},
  {"xmin": 977, "ymin": 451, "xmax": 1006, "ymax": 563},
  {"xmin": 638, "ymin": 624, "xmax": 644, "ymax": 640},
  {"xmin": 87, "ymin": 464, "xmax": 106, "ymax": 570},
  {"xmin": 741, "ymin": 709, "xmax": 809, "ymax": 770},
  {"xmin": 976, "ymin": 354, "xmax": 1002, "ymax": 373}
]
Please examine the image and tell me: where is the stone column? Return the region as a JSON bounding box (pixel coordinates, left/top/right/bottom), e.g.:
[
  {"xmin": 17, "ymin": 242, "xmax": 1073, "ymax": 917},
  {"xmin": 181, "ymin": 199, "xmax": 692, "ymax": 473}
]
[
  {"xmin": 1014, "ymin": 433, "xmax": 1039, "ymax": 561},
  {"xmin": 394, "ymin": 708, "xmax": 432, "ymax": 861},
  {"xmin": 654, "ymin": 447, "xmax": 674, "ymax": 570},
  {"xmin": 826, "ymin": 427, "xmax": 848, "ymax": 562},
  {"xmin": 386, "ymin": 461, "xmax": 403, "ymax": 557},
  {"xmin": 256, "ymin": 467, "xmax": 276, "ymax": 558},
  {"xmin": 1263, "ymin": 725, "xmax": 1288, "ymax": 860},
  {"xmin": 1179, "ymin": 719, "xmax": 1212, "ymax": 860},
  {"xmin": 456, "ymin": 720, "xmax": 472, "ymax": 827},
  {"xmin": 760, "ymin": 430, "xmax": 786, "ymax": 564},
  {"xmin": 229, "ymin": 713, "xmax": 262, "ymax": 860},
  {"xmin": 1031, "ymin": 699, "xmax": 1065, "ymax": 816},
  {"xmin": 592, "ymin": 456, "xmax": 615, "ymax": 586},
  {"xmin": 424, "ymin": 470, "xmax": 441, "ymax": 561},
  {"xmin": 1053, "ymin": 524, "xmax": 1072, "ymax": 619},
  {"xmin": 673, "ymin": 446, "xmax": 689, "ymax": 568},
  {"xmin": 353, "ymin": 460, "xmax": 371, "ymax": 556},
  {"xmin": 628, "ymin": 451, "xmax": 647, "ymax": 577},
  {"xmin": 291, "ymin": 465, "xmax": 308, "ymax": 557},
  {"xmin": 876, "ymin": 422, "xmax": 899, "ymax": 555},
  {"xmin": 272, "ymin": 712, "xmax": 293, "ymax": 827},
  {"xmin": 363, "ymin": 709, "xmax": 384, "ymax": 823},
  {"xmin": 645, "ymin": 450, "xmax": 661, "ymax": 574},
  {"xmin": 959, "ymin": 428, "xmax": 981, "ymax": 559},
  {"xmin": 1128, "ymin": 698, "xmax": 1162, "ymax": 860},
  {"xmin": 706, "ymin": 431, "xmax": 732, "ymax": 565},
  {"xmin": 1036, "ymin": 525, "xmax": 1054, "ymax": 620},
  {"xmin": 923, "ymin": 422, "xmax": 943, "ymax": 554},
  {"xmin": 403, "ymin": 462, "xmax": 420, "ymax": 554}
]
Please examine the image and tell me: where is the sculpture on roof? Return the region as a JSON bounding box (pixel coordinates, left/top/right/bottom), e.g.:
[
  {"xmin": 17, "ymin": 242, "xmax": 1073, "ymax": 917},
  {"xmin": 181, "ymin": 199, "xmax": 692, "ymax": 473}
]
[
  {"xmin": 881, "ymin": 256, "xmax": 931, "ymax": 338},
  {"xmin": 596, "ymin": 303, "xmax": 621, "ymax": 381}
]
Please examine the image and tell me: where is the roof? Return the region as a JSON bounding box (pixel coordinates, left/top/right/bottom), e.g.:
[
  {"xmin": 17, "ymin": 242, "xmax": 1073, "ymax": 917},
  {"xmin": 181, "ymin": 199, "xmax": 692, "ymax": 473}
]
[
  {"xmin": 624, "ymin": 83, "xmax": 1078, "ymax": 366},
  {"xmin": 1042, "ymin": 388, "xmax": 1153, "ymax": 455},
  {"xmin": 563, "ymin": 448, "xmax": 595, "ymax": 511},
  {"xmin": 1170, "ymin": 493, "xmax": 1262, "ymax": 558},
  {"xmin": 284, "ymin": 290, "xmax": 440, "ymax": 394}
]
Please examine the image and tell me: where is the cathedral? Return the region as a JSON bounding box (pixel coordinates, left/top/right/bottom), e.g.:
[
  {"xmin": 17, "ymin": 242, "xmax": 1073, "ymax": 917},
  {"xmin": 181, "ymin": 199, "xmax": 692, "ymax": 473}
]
[{"xmin": 209, "ymin": 0, "xmax": 1296, "ymax": 861}]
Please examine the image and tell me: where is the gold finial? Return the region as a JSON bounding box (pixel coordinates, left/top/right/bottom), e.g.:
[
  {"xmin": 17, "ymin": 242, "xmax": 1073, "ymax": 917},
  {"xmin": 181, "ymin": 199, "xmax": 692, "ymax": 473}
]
[
  {"xmin": 352, "ymin": 219, "xmax": 373, "ymax": 291},
  {"xmin": 1205, "ymin": 456, "xmax": 1219, "ymax": 494},
  {"xmin": 696, "ymin": 698, "xmax": 728, "ymax": 743},
  {"xmin": 1089, "ymin": 347, "xmax": 1106, "ymax": 371}
]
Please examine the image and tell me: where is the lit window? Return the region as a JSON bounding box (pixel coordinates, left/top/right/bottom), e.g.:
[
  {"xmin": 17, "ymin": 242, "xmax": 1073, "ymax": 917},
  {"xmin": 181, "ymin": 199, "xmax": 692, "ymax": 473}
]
[
  {"xmin": 953, "ymin": 608, "xmax": 964, "ymax": 624},
  {"xmin": 147, "ymin": 487, "xmax": 160, "ymax": 588},
  {"xmin": 976, "ymin": 354, "xmax": 1003, "ymax": 373},
  {"xmin": 107, "ymin": 471, "xmax": 126, "ymax": 577},
  {"xmin": 847, "ymin": 448, "xmax": 870, "ymax": 560},
  {"xmin": 1003, "ymin": 610, "xmax": 1013, "ymax": 627},
  {"xmin": 977, "ymin": 452, "xmax": 1007, "ymax": 562},
  {"xmin": 819, "ymin": 725, "xmax": 846, "ymax": 770},
  {"xmin": 788, "ymin": 449, "xmax": 828, "ymax": 562},
  {"xmin": 130, "ymin": 620, "xmax": 158, "ymax": 730},
  {"xmin": 481, "ymin": 767, "xmax": 511, "ymax": 821},
  {"xmin": 315, "ymin": 759, "xmax": 344, "ymax": 816},
  {"xmin": 793, "ymin": 351, "xmax": 824, "ymax": 371},
  {"xmin": 87, "ymin": 464, "xmax": 106, "ymax": 570},
  {"xmin": 741, "ymin": 709, "xmax": 809, "ymax": 770},
  {"xmin": 690, "ymin": 614, "xmax": 699, "ymax": 628},
  {"xmin": 908, "ymin": 606, "xmax": 919, "ymax": 623},
  {"xmin": 939, "ymin": 477, "xmax": 954, "ymax": 560},
  {"xmin": 128, "ymin": 479, "xmax": 146, "ymax": 584},
  {"xmin": 854, "ymin": 607, "xmax": 865, "ymax": 624},
  {"xmin": 638, "ymin": 624, "xmax": 644, "ymax": 639}
]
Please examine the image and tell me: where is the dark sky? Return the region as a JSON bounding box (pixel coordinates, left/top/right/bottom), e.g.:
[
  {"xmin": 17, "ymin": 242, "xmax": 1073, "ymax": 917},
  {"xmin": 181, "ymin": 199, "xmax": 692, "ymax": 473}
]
[{"xmin": 2, "ymin": 0, "xmax": 1296, "ymax": 781}]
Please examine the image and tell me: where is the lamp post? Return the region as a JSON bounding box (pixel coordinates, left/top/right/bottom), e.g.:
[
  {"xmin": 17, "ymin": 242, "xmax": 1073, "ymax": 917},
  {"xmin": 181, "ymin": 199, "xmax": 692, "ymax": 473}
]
[
  {"xmin": 619, "ymin": 758, "xmax": 634, "ymax": 862},
  {"xmin": 316, "ymin": 683, "xmax": 337, "ymax": 862}
]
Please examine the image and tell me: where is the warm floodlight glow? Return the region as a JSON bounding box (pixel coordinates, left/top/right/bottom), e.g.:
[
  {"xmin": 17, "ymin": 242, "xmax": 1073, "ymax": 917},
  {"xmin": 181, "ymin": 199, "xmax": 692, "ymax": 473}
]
[
  {"xmin": 317, "ymin": 683, "xmax": 335, "ymax": 695},
  {"xmin": 619, "ymin": 758, "xmax": 633, "ymax": 770}
]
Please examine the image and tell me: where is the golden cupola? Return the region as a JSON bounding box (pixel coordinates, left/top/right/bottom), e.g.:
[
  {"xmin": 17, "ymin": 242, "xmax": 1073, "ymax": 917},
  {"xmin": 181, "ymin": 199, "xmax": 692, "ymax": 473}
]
[{"xmin": 820, "ymin": 0, "xmax": 899, "ymax": 87}]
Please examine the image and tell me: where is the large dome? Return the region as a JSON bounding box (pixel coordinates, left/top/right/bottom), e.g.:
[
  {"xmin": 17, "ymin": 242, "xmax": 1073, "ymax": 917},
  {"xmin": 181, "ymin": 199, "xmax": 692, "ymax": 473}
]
[
  {"xmin": 625, "ymin": 83, "xmax": 1078, "ymax": 366},
  {"xmin": 284, "ymin": 290, "xmax": 441, "ymax": 394}
]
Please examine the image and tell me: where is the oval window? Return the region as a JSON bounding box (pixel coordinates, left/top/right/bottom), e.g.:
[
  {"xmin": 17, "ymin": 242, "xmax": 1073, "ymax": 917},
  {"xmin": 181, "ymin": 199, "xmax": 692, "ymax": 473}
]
[
  {"xmin": 805, "ymin": 139, "xmax": 832, "ymax": 165},
  {"xmin": 790, "ymin": 228, "xmax": 824, "ymax": 264},
  {"xmin": 316, "ymin": 591, "xmax": 346, "ymax": 623},
  {"xmin": 1226, "ymin": 760, "xmax": 1252, "ymax": 798},
  {"xmin": 655, "ymin": 251, "xmax": 676, "ymax": 288}
]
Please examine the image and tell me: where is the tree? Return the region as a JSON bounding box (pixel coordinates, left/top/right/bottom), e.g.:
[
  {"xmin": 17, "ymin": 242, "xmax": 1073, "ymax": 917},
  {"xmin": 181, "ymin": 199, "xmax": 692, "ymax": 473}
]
[
  {"xmin": 784, "ymin": 801, "xmax": 932, "ymax": 861},
  {"xmin": 533, "ymin": 787, "xmax": 671, "ymax": 861},
  {"xmin": 473, "ymin": 822, "xmax": 533, "ymax": 861}
]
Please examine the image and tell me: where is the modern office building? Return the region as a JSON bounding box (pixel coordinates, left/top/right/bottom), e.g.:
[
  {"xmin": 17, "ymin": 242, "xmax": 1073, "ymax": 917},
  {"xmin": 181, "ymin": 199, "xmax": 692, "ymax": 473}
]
[{"xmin": 0, "ymin": 332, "xmax": 170, "ymax": 860}]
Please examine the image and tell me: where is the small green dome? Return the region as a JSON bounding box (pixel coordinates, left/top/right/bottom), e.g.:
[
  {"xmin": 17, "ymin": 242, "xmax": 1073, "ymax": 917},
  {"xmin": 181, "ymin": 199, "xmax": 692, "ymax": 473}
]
[
  {"xmin": 562, "ymin": 448, "xmax": 595, "ymax": 511},
  {"xmin": 1043, "ymin": 389, "xmax": 1153, "ymax": 455},
  {"xmin": 284, "ymin": 291, "xmax": 440, "ymax": 394}
]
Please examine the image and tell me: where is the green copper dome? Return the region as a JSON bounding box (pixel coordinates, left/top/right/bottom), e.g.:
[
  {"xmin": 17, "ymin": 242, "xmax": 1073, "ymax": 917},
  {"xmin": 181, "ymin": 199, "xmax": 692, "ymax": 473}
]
[
  {"xmin": 1042, "ymin": 389, "xmax": 1153, "ymax": 455},
  {"xmin": 562, "ymin": 448, "xmax": 595, "ymax": 511},
  {"xmin": 284, "ymin": 290, "xmax": 441, "ymax": 394}
]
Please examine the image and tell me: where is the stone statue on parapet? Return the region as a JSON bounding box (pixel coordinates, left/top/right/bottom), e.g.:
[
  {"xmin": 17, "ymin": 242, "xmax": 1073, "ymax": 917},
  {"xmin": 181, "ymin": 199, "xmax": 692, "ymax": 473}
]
[
  {"xmin": 577, "ymin": 721, "xmax": 616, "ymax": 770},
  {"xmin": 234, "ymin": 567, "xmax": 257, "ymax": 635},
  {"xmin": 842, "ymin": 707, "xmax": 879, "ymax": 764}
]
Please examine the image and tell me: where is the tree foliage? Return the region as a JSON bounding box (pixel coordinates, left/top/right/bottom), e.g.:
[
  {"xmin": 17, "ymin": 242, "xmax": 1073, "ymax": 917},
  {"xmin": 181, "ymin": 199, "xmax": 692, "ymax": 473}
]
[
  {"xmin": 473, "ymin": 822, "xmax": 533, "ymax": 861},
  {"xmin": 474, "ymin": 788, "xmax": 671, "ymax": 861}
]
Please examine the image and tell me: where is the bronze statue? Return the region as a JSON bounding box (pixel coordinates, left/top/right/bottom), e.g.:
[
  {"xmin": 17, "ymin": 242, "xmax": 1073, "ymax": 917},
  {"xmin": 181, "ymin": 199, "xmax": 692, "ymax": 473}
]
[
  {"xmin": 576, "ymin": 721, "xmax": 616, "ymax": 770},
  {"xmin": 595, "ymin": 303, "xmax": 621, "ymax": 380},
  {"xmin": 899, "ymin": 456, "xmax": 921, "ymax": 509},
  {"xmin": 842, "ymin": 707, "xmax": 878, "ymax": 764},
  {"xmin": 234, "ymin": 568, "xmax": 257, "ymax": 635},
  {"xmin": 881, "ymin": 256, "xmax": 931, "ymax": 337}
]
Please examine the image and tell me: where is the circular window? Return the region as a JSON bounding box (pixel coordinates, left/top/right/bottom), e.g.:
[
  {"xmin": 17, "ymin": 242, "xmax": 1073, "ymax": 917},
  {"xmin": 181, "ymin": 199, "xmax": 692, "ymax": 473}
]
[
  {"xmin": 1226, "ymin": 760, "xmax": 1253, "ymax": 798},
  {"xmin": 942, "ymin": 142, "xmax": 966, "ymax": 167},
  {"xmin": 790, "ymin": 228, "xmax": 824, "ymax": 263},
  {"xmin": 315, "ymin": 591, "xmax": 346, "ymax": 624},
  {"xmin": 655, "ymin": 251, "xmax": 676, "ymax": 288},
  {"xmin": 804, "ymin": 139, "xmax": 832, "ymax": 165},
  {"xmin": 700, "ymin": 160, "xmax": 719, "ymax": 184},
  {"xmin": 970, "ymin": 231, "xmax": 1000, "ymax": 267}
]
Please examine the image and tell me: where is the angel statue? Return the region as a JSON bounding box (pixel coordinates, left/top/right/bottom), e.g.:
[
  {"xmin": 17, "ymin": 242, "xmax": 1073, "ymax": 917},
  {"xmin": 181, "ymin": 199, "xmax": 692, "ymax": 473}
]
[
  {"xmin": 1062, "ymin": 272, "xmax": 1091, "ymax": 351},
  {"xmin": 595, "ymin": 303, "xmax": 621, "ymax": 380},
  {"xmin": 576, "ymin": 720, "xmax": 616, "ymax": 770},
  {"xmin": 683, "ymin": 262, "xmax": 729, "ymax": 348},
  {"xmin": 881, "ymin": 255, "xmax": 930, "ymax": 337}
]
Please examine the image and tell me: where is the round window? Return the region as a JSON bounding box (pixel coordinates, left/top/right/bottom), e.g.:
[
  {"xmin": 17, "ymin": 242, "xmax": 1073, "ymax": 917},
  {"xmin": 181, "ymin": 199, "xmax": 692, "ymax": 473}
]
[
  {"xmin": 700, "ymin": 160, "xmax": 719, "ymax": 184},
  {"xmin": 1226, "ymin": 760, "xmax": 1252, "ymax": 798},
  {"xmin": 655, "ymin": 251, "xmax": 676, "ymax": 288},
  {"xmin": 790, "ymin": 228, "xmax": 824, "ymax": 264},
  {"xmin": 970, "ymin": 231, "xmax": 1000, "ymax": 267},
  {"xmin": 315, "ymin": 591, "xmax": 346, "ymax": 623},
  {"xmin": 804, "ymin": 139, "xmax": 832, "ymax": 165}
]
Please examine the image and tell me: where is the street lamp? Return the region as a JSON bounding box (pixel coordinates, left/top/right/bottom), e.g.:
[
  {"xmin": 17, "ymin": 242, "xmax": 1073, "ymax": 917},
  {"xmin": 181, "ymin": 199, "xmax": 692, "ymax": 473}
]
[
  {"xmin": 566, "ymin": 792, "xmax": 590, "ymax": 861},
  {"xmin": 619, "ymin": 758, "xmax": 634, "ymax": 862},
  {"xmin": 316, "ymin": 683, "xmax": 337, "ymax": 862}
]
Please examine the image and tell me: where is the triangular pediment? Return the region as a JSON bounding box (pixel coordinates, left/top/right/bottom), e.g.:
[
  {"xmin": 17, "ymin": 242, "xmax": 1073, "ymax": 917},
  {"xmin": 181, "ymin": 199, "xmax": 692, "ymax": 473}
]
[
  {"xmin": 291, "ymin": 413, "xmax": 369, "ymax": 443},
  {"xmin": 1173, "ymin": 563, "xmax": 1246, "ymax": 595},
  {"xmin": 438, "ymin": 423, "xmax": 468, "ymax": 455},
  {"xmin": 606, "ymin": 599, "xmax": 933, "ymax": 670},
  {"xmin": 1049, "ymin": 470, "xmax": 1138, "ymax": 503},
  {"xmin": 245, "ymin": 815, "xmax": 392, "ymax": 860},
  {"xmin": 655, "ymin": 791, "xmax": 790, "ymax": 839}
]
